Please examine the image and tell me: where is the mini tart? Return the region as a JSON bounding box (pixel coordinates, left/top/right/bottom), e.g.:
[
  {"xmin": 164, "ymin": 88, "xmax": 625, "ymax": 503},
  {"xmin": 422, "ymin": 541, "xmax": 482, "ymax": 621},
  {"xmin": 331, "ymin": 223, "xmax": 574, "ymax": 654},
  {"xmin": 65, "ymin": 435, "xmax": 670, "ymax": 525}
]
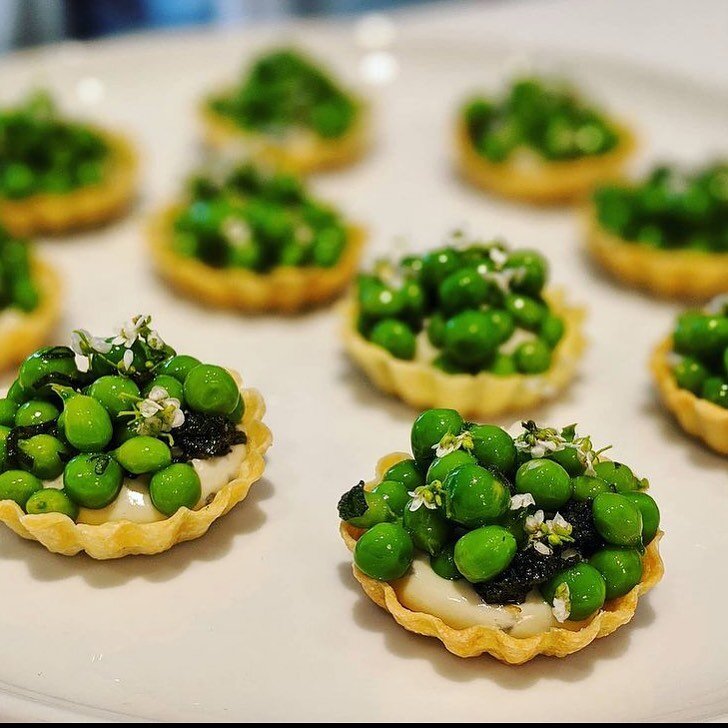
[
  {"xmin": 0, "ymin": 258, "xmax": 61, "ymax": 371},
  {"xmin": 149, "ymin": 205, "xmax": 366, "ymax": 313},
  {"xmin": 342, "ymin": 288, "xmax": 586, "ymax": 417},
  {"xmin": 455, "ymin": 119, "xmax": 636, "ymax": 204},
  {"xmin": 200, "ymin": 98, "xmax": 369, "ymax": 174},
  {"xmin": 651, "ymin": 337, "xmax": 728, "ymax": 455},
  {"xmin": 0, "ymin": 378, "xmax": 271, "ymax": 559},
  {"xmin": 340, "ymin": 452, "xmax": 664, "ymax": 665},
  {"xmin": 0, "ymin": 131, "xmax": 137, "ymax": 237},
  {"xmin": 586, "ymin": 209, "xmax": 728, "ymax": 300}
]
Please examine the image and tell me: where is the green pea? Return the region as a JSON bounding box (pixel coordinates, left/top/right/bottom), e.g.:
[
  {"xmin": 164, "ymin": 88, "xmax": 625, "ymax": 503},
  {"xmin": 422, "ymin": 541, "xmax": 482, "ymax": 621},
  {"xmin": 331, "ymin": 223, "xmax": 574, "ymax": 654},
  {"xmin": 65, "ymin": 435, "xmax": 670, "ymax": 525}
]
[
  {"xmin": 359, "ymin": 282, "xmax": 406, "ymax": 320},
  {"xmin": 702, "ymin": 377, "xmax": 728, "ymax": 408},
  {"xmin": 87, "ymin": 375, "xmax": 140, "ymax": 418},
  {"xmin": 539, "ymin": 314, "xmax": 565, "ymax": 348},
  {"xmin": 673, "ymin": 356, "xmax": 709, "ymax": 395},
  {"xmin": 515, "ymin": 459, "xmax": 572, "ymax": 510},
  {"xmin": 592, "ymin": 492, "xmax": 643, "ymax": 547},
  {"xmin": 621, "ymin": 492, "xmax": 660, "ymax": 544},
  {"xmin": 430, "ymin": 543, "xmax": 462, "ymax": 580},
  {"xmin": 505, "ymin": 293, "xmax": 547, "ymax": 331},
  {"xmin": 354, "ymin": 522, "xmax": 414, "ymax": 581},
  {"xmin": 25, "ymin": 488, "xmax": 78, "ymax": 520},
  {"xmin": 500, "ymin": 508, "xmax": 530, "ymax": 548},
  {"xmin": 504, "ymin": 249, "xmax": 548, "ymax": 296},
  {"xmin": 149, "ymin": 463, "xmax": 202, "ymax": 516},
  {"xmin": 593, "ymin": 461, "xmax": 640, "ymax": 493},
  {"xmin": 454, "ymin": 526, "xmax": 517, "ymax": 583},
  {"xmin": 312, "ymin": 227, "xmax": 346, "ymax": 267},
  {"xmin": 15, "ymin": 399, "xmax": 59, "ymax": 427},
  {"xmin": 0, "ymin": 469, "xmax": 42, "ymax": 507},
  {"xmin": 63, "ymin": 453, "xmax": 123, "ymax": 509},
  {"xmin": 18, "ymin": 347, "xmax": 79, "ymax": 396},
  {"xmin": 438, "ymin": 267, "xmax": 490, "ymax": 315},
  {"xmin": 572, "ymin": 475, "xmax": 613, "ymax": 502},
  {"xmin": 548, "ymin": 447, "xmax": 585, "ymax": 476},
  {"xmin": 114, "ymin": 436, "xmax": 172, "ymax": 475},
  {"xmin": 369, "ymin": 319, "xmax": 416, "ymax": 360},
  {"xmin": 7, "ymin": 379, "xmax": 29, "ymax": 404},
  {"xmin": 347, "ymin": 489, "xmax": 395, "ymax": 529},
  {"xmin": 382, "ymin": 458, "xmax": 425, "ymax": 491},
  {"xmin": 184, "ymin": 364, "xmax": 240, "ymax": 417},
  {"xmin": 443, "ymin": 310, "xmax": 500, "ymax": 368},
  {"xmin": 54, "ymin": 387, "xmax": 113, "ymax": 452},
  {"xmin": 482, "ymin": 309, "xmax": 515, "ymax": 344},
  {"xmin": 18, "ymin": 434, "xmax": 67, "ymax": 479},
  {"xmin": 143, "ymin": 375, "xmax": 185, "ymax": 404},
  {"xmin": 469, "ymin": 424, "xmax": 517, "ymax": 475},
  {"xmin": 590, "ymin": 548, "xmax": 643, "ymax": 600},
  {"xmin": 673, "ymin": 313, "xmax": 728, "ymax": 358},
  {"xmin": 420, "ymin": 248, "xmax": 462, "ymax": 291},
  {"xmin": 426, "ymin": 313, "xmax": 446, "ymax": 348},
  {"xmin": 229, "ymin": 396, "xmax": 245, "ymax": 424},
  {"xmin": 489, "ymin": 353, "xmax": 517, "ymax": 376},
  {"xmin": 426, "ymin": 450, "xmax": 476, "ymax": 484},
  {"xmin": 514, "ymin": 339, "xmax": 552, "ymax": 374},
  {"xmin": 541, "ymin": 564, "xmax": 606, "ymax": 621},
  {"xmin": 410, "ymin": 408, "xmax": 464, "ymax": 464},
  {"xmin": 443, "ymin": 463, "xmax": 510, "ymax": 527},
  {"xmin": 371, "ymin": 480, "xmax": 410, "ymax": 517},
  {"xmin": 402, "ymin": 503, "xmax": 451, "ymax": 555},
  {"xmin": 401, "ymin": 280, "xmax": 426, "ymax": 320},
  {"xmin": 0, "ymin": 398, "xmax": 18, "ymax": 427},
  {"xmin": 160, "ymin": 354, "xmax": 202, "ymax": 383},
  {"xmin": 0, "ymin": 425, "xmax": 10, "ymax": 470}
]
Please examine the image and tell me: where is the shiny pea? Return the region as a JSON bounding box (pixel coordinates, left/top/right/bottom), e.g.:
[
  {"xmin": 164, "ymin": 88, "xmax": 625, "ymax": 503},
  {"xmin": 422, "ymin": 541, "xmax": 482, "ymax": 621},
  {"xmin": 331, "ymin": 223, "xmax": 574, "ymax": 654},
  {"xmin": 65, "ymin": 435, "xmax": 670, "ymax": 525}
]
[
  {"xmin": 382, "ymin": 458, "xmax": 425, "ymax": 491},
  {"xmin": 87, "ymin": 375, "xmax": 140, "ymax": 418},
  {"xmin": 470, "ymin": 424, "xmax": 517, "ymax": 475},
  {"xmin": 540, "ymin": 314, "xmax": 565, "ymax": 348},
  {"xmin": 590, "ymin": 547, "xmax": 643, "ymax": 600},
  {"xmin": 149, "ymin": 463, "xmax": 201, "ymax": 516},
  {"xmin": 15, "ymin": 399, "xmax": 59, "ymax": 427},
  {"xmin": 621, "ymin": 491, "xmax": 660, "ymax": 544},
  {"xmin": 515, "ymin": 458, "xmax": 572, "ymax": 510},
  {"xmin": 489, "ymin": 352, "xmax": 517, "ymax": 376},
  {"xmin": 25, "ymin": 488, "xmax": 78, "ymax": 520},
  {"xmin": 443, "ymin": 463, "xmax": 510, "ymax": 527},
  {"xmin": 482, "ymin": 309, "xmax": 515, "ymax": 344},
  {"xmin": 0, "ymin": 425, "xmax": 10, "ymax": 470},
  {"xmin": 63, "ymin": 453, "xmax": 123, "ymax": 509},
  {"xmin": 347, "ymin": 489, "xmax": 395, "ymax": 529},
  {"xmin": 593, "ymin": 461, "xmax": 640, "ymax": 493},
  {"xmin": 0, "ymin": 469, "xmax": 42, "ymax": 507},
  {"xmin": 371, "ymin": 480, "xmax": 410, "ymax": 517},
  {"xmin": 673, "ymin": 356, "xmax": 709, "ymax": 394},
  {"xmin": 18, "ymin": 434, "xmax": 67, "ymax": 479},
  {"xmin": 443, "ymin": 310, "xmax": 500, "ymax": 368},
  {"xmin": 143, "ymin": 375, "xmax": 185, "ymax": 404},
  {"xmin": 541, "ymin": 563, "xmax": 606, "ymax": 621},
  {"xmin": 402, "ymin": 503, "xmax": 451, "ymax": 555},
  {"xmin": 592, "ymin": 492, "xmax": 643, "ymax": 547},
  {"xmin": 159, "ymin": 354, "xmax": 202, "ymax": 384},
  {"xmin": 18, "ymin": 347, "xmax": 79, "ymax": 396},
  {"xmin": 572, "ymin": 475, "xmax": 612, "ymax": 501},
  {"xmin": 504, "ymin": 249, "xmax": 548, "ymax": 296},
  {"xmin": 410, "ymin": 408, "xmax": 464, "ymax": 464},
  {"xmin": 55, "ymin": 388, "xmax": 113, "ymax": 452},
  {"xmin": 505, "ymin": 293, "xmax": 547, "ymax": 331},
  {"xmin": 514, "ymin": 339, "xmax": 552, "ymax": 374},
  {"xmin": 369, "ymin": 319, "xmax": 416, "ymax": 360},
  {"xmin": 0, "ymin": 398, "xmax": 18, "ymax": 426},
  {"xmin": 430, "ymin": 543, "xmax": 462, "ymax": 580},
  {"xmin": 454, "ymin": 526, "xmax": 517, "ymax": 583},
  {"xmin": 354, "ymin": 522, "xmax": 414, "ymax": 581},
  {"xmin": 426, "ymin": 450, "xmax": 476, "ymax": 484},
  {"xmin": 184, "ymin": 364, "xmax": 240, "ymax": 417},
  {"xmin": 548, "ymin": 446, "xmax": 585, "ymax": 476},
  {"xmin": 114, "ymin": 436, "xmax": 172, "ymax": 475}
]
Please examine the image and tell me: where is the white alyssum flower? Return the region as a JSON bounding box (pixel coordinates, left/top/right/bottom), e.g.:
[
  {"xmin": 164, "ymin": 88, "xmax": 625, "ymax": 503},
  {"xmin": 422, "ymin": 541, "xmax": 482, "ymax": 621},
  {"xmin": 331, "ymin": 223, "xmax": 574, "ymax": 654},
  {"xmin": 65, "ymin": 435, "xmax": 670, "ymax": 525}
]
[
  {"xmin": 432, "ymin": 430, "xmax": 474, "ymax": 458},
  {"xmin": 551, "ymin": 582, "xmax": 571, "ymax": 623},
  {"xmin": 70, "ymin": 328, "xmax": 113, "ymax": 373},
  {"xmin": 221, "ymin": 217, "xmax": 251, "ymax": 247},
  {"xmin": 524, "ymin": 509, "xmax": 545, "ymax": 535},
  {"xmin": 510, "ymin": 493, "xmax": 536, "ymax": 510},
  {"xmin": 117, "ymin": 348, "xmax": 135, "ymax": 373},
  {"xmin": 407, "ymin": 483, "xmax": 443, "ymax": 512},
  {"xmin": 112, "ymin": 315, "xmax": 151, "ymax": 349},
  {"xmin": 487, "ymin": 245, "xmax": 509, "ymax": 268},
  {"xmin": 477, "ymin": 264, "xmax": 524, "ymax": 295},
  {"xmin": 533, "ymin": 541, "xmax": 553, "ymax": 556},
  {"xmin": 525, "ymin": 509, "xmax": 574, "ymax": 551},
  {"xmin": 146, "ymin": 329, "xmax": 165, "ymax": 351},
  {"xmin": 133, "ymin": 386, "xmax": 185, "ymax": 436}
]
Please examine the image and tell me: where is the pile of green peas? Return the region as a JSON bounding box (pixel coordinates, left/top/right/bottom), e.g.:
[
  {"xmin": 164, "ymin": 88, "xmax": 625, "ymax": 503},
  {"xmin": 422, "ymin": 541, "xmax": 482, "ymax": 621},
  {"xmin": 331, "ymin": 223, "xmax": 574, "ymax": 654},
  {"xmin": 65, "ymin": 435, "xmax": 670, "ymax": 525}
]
[
  {"xmin": 173, "ymin": 163, "xmax": 348, "ymax": 272},
  {"xmin": 463, "ymin": 77, "xmax": 620, "ymax": 164},
  {"xmin": 594, "ymin": 163, "xmax": 728, "ymax": 251},
  {"xmin": 671, "ymin": 298, "xmax": 728, "ymax": 409},
  {"xmin": 0, "ymin": 90, "xmax": 109, "ymax": 200},
  {"xmin": 0, "ymin": 226, "xmax": 39, "ymax": 312},
  {"xmin": 209, "ymin": 49, "xmax": 357, "ymax": 140},
  {"xmin": 356, "ymin": 237, "xmax": 564, "ymax": 375},
  {"xmin": 0, "ymin": 324, "xmax": 245, "ymax": 522},
  {"xmin": 339, "ymin": 408, "xmax": 660, "ymax": 623}
]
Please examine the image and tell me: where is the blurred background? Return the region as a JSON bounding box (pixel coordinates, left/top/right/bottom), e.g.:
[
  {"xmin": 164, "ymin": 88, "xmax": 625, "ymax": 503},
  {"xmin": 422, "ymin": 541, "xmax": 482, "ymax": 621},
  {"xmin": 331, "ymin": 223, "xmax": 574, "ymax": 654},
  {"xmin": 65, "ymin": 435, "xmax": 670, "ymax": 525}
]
[{"xmin": 0, "ymin": 0, "xmax": 449, "ymax": 52}]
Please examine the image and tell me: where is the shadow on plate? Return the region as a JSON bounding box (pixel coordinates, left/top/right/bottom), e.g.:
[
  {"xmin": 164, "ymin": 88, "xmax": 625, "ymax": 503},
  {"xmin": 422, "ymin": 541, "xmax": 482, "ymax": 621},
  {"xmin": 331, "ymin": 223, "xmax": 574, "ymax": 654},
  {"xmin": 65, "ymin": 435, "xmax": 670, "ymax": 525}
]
[{"xmin": 0, "ymin": 477, "xmax": 274, "ymax": 588}]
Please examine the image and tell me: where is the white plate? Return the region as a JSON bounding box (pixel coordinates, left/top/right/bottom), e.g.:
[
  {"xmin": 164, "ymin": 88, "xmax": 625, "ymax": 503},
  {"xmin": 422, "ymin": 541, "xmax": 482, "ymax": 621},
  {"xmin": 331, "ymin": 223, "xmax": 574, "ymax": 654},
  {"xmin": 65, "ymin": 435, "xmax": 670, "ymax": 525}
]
[{"xmin": 0, "ymin": 21, "xmax": 726, "ymax": 723}]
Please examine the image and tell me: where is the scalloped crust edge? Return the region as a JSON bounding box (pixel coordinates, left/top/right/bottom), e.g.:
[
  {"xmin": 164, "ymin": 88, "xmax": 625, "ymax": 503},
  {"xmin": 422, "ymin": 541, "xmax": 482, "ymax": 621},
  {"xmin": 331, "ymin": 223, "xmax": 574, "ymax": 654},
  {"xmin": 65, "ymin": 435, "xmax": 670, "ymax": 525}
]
[
  {"xmin": 148, "ymin": 205, "xmax": 365, "ymax": 313},
  {"xmin": 586, "ymin": 209, "xmax": 728, "ymax": 300},
  {"xmin": 0, "ymin": 130, "xmax": 137, "ymax": 237},
  {"xmin": 651, "ymin": 336, "xmax": 728, "ymax": 455},
  {"xmin": 340, "ymin": 451, "xmax": 665, "ymax": 665},
  {"xmin": 455, "ymin": 118, "xmax": 636, "ymax": 204},
  {"xmin": 0, "ymin": 258, "xmax": 62, "ymax": 371},
  {"xmin": 342, "ymin": 287, "xmax": 587, "ymax": 417},
  {"xmin": 200, "ymin": 99, "xmax": 370, "ymax": 174},
  {"xmin": 0, "ymin": 380, "xmax": 272, "ymax": 559}
]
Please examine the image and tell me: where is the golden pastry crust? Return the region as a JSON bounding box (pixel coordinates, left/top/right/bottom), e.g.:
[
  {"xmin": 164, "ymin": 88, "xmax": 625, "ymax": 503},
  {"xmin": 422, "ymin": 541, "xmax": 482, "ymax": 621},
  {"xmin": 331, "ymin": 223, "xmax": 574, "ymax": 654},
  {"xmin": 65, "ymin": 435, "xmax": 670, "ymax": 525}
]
[
  {"xmin": 200, "ymin": 99, "xmax": 369, "ymax": 174},
  {"xmin": 340, "ymin": 452, "xmax": 664, "ymax": 665},
  {"xmin": 455, "ymin": 119, "xmax": 636, "ymax": 204},
  {"xmin": 651, "ymin": 337, "xmax": 728, "ymax": 455},
  {"xmin": 148, "ymin": 205, "xmax": 365, "ymax": 313},
  {"xmin": 586, "ymin": 209, "xmax": 728, "ymax": 300},
  {"xmin": 0, "ymin": 259, "xmax": 62, "ymax": 371},
  {"xmin": 0, "ymin": 379, "xmax": 272, "ymax": 559},
  {"xmin": 0, "ymin": 130, "xmax": 137, "ymax": 237},
  {"xmin": 342, "ymin": 288, "xmax": 586, "ymax": 417}
]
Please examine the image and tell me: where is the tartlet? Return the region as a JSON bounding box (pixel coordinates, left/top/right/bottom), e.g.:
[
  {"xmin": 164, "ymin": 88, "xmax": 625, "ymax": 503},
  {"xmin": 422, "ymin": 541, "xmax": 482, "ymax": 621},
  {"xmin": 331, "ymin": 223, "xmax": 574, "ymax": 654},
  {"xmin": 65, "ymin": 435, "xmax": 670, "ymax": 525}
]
[
  {"xmin": 201, "ymin": 48, "xmax": 368, "ymax": 173},
  {"xmin": 149, "ymin": 162, "xmax": 364, "ymax": 313},
  {"xmin": 587, "ymin": 163, "xmax": 728, "ymax": 299},
  {"xmin": 0, "ymin": 226, "xmax": 61, "ymax": 370},
  {"xmin": 0, "ymin": 91, "xmax": 137, "ymax": 236},
  {"xmin": 0, "ymin": 315, "xmax": 271, "ymax": 559},
  {"xmin": 338, "ymin": 414, "xmax": 663, "ymax": 664},
  {"xmin": 651, "ymin": 296, "xmax": 728, "ymax": 455},
  {"xmin": 342, "ymin": 235, "xmax": 586, "ymax": 416},
  {"xmin": 455, "ymin": 77, "xmax": 635, "ymax": 204}
]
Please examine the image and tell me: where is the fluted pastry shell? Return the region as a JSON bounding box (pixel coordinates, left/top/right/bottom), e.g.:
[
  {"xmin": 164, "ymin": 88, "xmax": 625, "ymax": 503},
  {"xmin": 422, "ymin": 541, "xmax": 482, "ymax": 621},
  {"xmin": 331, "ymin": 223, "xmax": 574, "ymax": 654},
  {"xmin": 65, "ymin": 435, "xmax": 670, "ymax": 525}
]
[
  {"xmin": 342, "ymin": 288, "xmax": 586, "ymax": 417},
  {"xmin": 0, "ymin": 131, "xmax": 137, "ymax": 237},
  {"xmin": 586, "ymin": 210, "xmax": 728, "ymax": 300},
  {"xmin": 651, "ymin": 337, "xmax": 728, "ymax": 455},
  {"xmin": 340, "ymin": 452, "xmax": 664, "ymax": 665},
  {"xmin": 455, "ymin": 119, "xmax": 636, "ymax": 204},
  {"xmin": 149, "ymin": 205, "xmax": 365, "ymax": 313},
  {"xmin": 0, "ymin": 258, "xmax": 62, "ymax": 371},
  {"xmin": 200, "ymin": 99, "xmax": 369, "ymax": 174},
  {"xmin": 0, "ymin": 378, "xmax": 272, "ymax": 559}
]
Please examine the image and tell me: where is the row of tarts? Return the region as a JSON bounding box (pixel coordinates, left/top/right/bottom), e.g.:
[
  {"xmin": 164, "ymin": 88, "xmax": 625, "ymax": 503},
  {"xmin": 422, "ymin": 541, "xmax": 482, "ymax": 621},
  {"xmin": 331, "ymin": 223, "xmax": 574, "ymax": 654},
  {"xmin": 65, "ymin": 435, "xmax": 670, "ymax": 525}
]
[{"xmin": 0, "ymin": 48, "xmax": 725, "ymax": 665}]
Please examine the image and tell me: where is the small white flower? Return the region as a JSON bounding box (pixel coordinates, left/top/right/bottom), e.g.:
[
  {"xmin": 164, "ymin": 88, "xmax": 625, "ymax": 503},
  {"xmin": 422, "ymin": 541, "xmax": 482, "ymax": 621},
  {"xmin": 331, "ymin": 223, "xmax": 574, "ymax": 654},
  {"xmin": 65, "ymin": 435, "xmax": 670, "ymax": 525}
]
[
  {"xmin": 118, "ymin": 348, "xmax": 135, "ymax": 372},
  {"xmin": 550, "ymin": 512, "xmax": 571, "ymax": 532},
  {"xmin": 146, "ymin": 329, "xmax": 165, "ymax": 351},
  {"xmin": 432, "ymin": 430, "xmax": 474, "ymax": 458},
  {"xmin": 525, "ymin": 510, "xmax": 545, "ymax": 534},
  {"xmin": 139, "ymin": 398, "xmax": 162, "ymax": 418},
  {"xmin": 75, "ymin": 354, "xmax": 90, "ymax": 373},
  {"xmin": 294, "ymin": 224, "xmax": 314, "ymax": 246},
  {"xmin": 477, "ymin": 265, "xmax": 522, "ymax": 294},
  {"xmin": 221, "ymin": 217, "xmax": 251, "ymax": 247},
  {"xmin": 510, "ymin": 493, "xmax": 536, "ymax": 510},
  {"xmin": 147, "ymin": 386, "xmax": 169, "ymax": 402},
  {"xmin": 551, "ymin": 582, "xmax": 571, "ymax": 623},
  {"xmin": 112, "ymin": 316, "xmax": 148, "ymax": 349},
  {"xmin": 70, "ymin": 328, "xmax": 112, "ymax": 356},
  {"xmin": 133, "ymin": 386, "xmax": 185, "ymax": 437},
  {"xmin": 488, "ymin": 245, "xmax": 509, "ymax": 268},
  {"xmin": 407, "ymin": 485, "xmax": 439, "ymax": 512},
  {"xmin": 533, "ymin": 541, "xmax": 553, "ymax": 556}
]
